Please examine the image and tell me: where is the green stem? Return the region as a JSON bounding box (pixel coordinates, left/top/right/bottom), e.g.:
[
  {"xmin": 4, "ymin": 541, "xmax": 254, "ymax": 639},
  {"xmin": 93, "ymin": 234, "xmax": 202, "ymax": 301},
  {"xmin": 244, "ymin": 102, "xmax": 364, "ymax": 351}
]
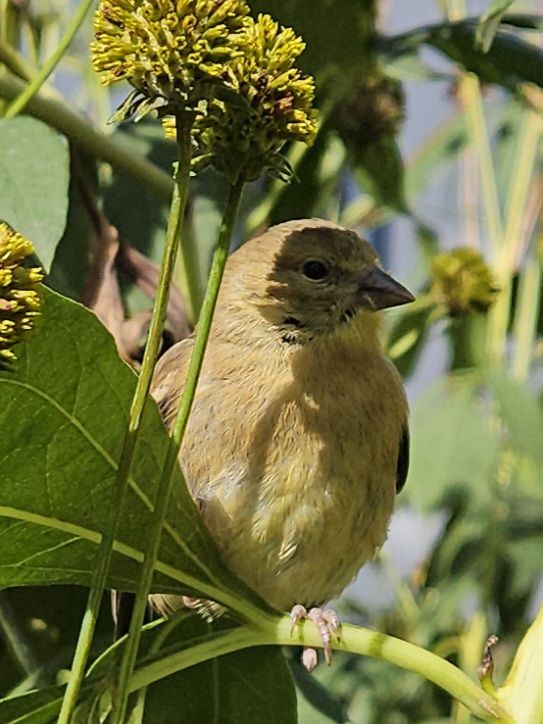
[
  {"xmin": 460, "ymin": 73, "xmax": 503, "ymax": 258},
  {"xmin": 488, "ymin": 109, "xmax": 543, "ymax": 366},
  {"xmin": 0, "ymin": 592, "xmax": 41, "ymax": 678},
  {"xmin": 498, "ymin": 604, "xmax": 543, "ymax": 723},
  {"xmin": 0, "ymin": 36, "xmax": 34, "ymax": 80},
  {"xmin": 511, "ymin": 255, "xmax": 542, "ymax": 381},
  {"xmin": 0, "ymin": 71, "xmax": 173, "ymax": 201},
  {"xmin": 112, "ymin": 177, "xmax": 245, "ymax": 724},
  {"xmin": 57, "ymin": 111, "xmax": 194, "ymax": 724},
  {"xmin": 170, "ymin": 178, "xmax": 244, "ymax": 447},
  {"xmin": 502, "ymin": 111, "xmax": 543, "ymax": 272},
  {"xmin": 4, "ymin": 0, "xmax": 94, "ymax": 118},
  {"xmin": 127, "ymin": 617, "xmax": 512, "ymax": 723}
]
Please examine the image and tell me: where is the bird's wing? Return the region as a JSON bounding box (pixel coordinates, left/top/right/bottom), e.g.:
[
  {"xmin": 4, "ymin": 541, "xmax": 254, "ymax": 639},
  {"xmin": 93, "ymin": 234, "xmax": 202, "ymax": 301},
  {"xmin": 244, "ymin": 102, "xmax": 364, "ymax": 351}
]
[
  {"xmin": 396, "ymin": 425, "xmax": 410, "ymax": 494},
  {"xmin": 151, "ymin": 338, "xmax": 194, "ymax": 428}
]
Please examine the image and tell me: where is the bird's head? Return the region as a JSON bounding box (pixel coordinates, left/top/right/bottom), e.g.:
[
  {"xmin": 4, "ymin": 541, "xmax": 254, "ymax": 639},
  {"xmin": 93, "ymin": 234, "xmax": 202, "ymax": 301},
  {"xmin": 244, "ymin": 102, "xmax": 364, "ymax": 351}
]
[{"xmin": 221, "ymin": 218, "xmax": 414, "ymax": 346}]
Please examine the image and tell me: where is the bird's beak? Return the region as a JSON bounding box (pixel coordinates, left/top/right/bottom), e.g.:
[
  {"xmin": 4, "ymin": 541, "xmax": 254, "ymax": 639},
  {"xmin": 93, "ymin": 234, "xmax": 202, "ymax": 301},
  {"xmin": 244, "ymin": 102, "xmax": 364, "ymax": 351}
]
[{"xmin": 355, "ymin": 266, "xmax": 415, "ymax": 310}]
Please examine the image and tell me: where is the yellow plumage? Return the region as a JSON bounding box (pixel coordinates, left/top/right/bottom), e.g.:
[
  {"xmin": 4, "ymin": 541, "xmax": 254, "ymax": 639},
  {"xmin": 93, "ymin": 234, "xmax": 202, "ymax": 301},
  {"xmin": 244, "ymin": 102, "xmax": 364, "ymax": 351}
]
[{"xmin": 151, "ymin": 218, "xmax": 411, "ymax": 614}]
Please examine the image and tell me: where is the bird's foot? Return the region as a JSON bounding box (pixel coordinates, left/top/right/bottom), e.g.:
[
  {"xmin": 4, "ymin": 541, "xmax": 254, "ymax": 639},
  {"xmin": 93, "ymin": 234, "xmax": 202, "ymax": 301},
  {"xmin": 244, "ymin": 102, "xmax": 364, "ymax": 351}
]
[{"xmin": 290, "ymin": 604, "xmax": 341, "ymax": 671}]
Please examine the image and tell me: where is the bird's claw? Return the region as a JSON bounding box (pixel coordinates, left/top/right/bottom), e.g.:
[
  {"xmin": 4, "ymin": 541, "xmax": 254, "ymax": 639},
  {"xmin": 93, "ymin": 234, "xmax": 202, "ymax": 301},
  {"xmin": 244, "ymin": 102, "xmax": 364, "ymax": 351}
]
[{"xmin": 289, "ymin": 604, "xmax": 342, "ymax": 670}]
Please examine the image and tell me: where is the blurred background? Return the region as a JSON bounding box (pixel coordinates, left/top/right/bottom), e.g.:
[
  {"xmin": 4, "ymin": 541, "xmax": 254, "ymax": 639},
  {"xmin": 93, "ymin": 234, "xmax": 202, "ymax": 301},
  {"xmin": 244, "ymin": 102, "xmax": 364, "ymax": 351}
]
[{"xmin": 1, "ymin": 0, "xmax": 542, "ymax": 721}]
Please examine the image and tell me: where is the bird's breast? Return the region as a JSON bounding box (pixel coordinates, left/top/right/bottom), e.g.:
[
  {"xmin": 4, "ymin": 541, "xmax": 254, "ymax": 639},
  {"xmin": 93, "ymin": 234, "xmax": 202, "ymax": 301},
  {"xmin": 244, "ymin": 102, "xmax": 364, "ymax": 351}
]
[{"xmin": 180, "ymin": 341, "xmax": 406, "ymax": 611}]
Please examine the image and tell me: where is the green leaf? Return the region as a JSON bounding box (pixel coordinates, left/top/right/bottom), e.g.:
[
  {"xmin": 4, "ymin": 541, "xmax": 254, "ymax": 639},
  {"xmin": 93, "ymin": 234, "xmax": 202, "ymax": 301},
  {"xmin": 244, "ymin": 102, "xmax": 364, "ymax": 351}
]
[
  {"xmin": 47, "ymin": 157, "xmax": 97, "ymax": 301},
  {"xmin": 0, "ymin": 287, "xmax": 257, "ymax": 609},
  {"xmin": 290, "ymin": 656, "xmax": 347, "ymax": 723},
  {"xmin": 143, "ymin": 646, "xmax": 296, "ymax": 724},
  {"xmin": 0, "ymin": 615, "xmax": 297, "ymax": 724},
  {"xmin": 0, "ymin": 684, "xmax": 68, "ymax": 724},
  {"xmin": 487, "ymin": 370, "xmax": 543, "ymax": 465},
  {"xmin": 428, "ymin": 22, "xmax": 543, "ymax": 90},
  {"xmin": 383, "ymin": 18, "xmax": 543, "ymax": 92},
  {"xmin": 0, "ymin": 117, "xmax": 69, "ymax": 273},
  {"xmin": 501, "ymin": 13, "xmax": 543, "ymax": 30},
  {"xmin": 406, "ymin": 377, "xmax": 499, "ymax": 511},
  {"xmin": 386, "ymin": 296, "xmax": 438, "ymax": 379},
  {"xmin": 136, "ymin": 616, "xmax": 297, "ymax": 724},
  {"xmin": 102, "ymin": 121, "xmax": 176, "ymax": 313},
  {"xmin": 186, "ymin": 169, "xmax": 231, "ymax": 313},
  {"xmin": 248, "ymin": 0, "xmax": 378, "ymax": 91},
  {"xmin": 354, "ymin": 137, "xmax": 407, "ymax": 213},
  {"xmin": 476, "ymin": 1, "xmax": 515, "ymax": 53}
]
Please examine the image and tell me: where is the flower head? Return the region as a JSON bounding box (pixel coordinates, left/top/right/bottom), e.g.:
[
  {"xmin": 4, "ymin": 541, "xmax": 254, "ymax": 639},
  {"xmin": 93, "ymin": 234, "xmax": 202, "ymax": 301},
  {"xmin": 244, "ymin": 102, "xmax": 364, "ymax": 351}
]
[
  {"xmin": 91, "ymin": 0, "xmax": 250, "ymax": 121},
  {"xmin": 164, "ymin": 13, "xmax": 317, "ymax": 181},
  {"xmin": 0, "ymin": 222, "xmax": 43, "ymax": 362},
  {"xmin": 430, "ymin": 247, "xmax": 499, "ymax": 316}
]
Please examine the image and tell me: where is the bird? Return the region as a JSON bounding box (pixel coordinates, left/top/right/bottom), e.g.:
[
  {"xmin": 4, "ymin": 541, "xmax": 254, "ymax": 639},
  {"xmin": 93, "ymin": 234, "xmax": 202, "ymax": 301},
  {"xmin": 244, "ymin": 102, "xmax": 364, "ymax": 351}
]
[{"xmin": 150, "ymin": 218, "xmax": 413, "ymax": 668}]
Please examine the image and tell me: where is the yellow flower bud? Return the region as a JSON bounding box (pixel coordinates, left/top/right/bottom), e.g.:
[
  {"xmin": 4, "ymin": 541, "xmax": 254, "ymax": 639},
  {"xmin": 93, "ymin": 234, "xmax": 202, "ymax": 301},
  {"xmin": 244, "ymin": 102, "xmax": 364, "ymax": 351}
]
[
  {"xmin": 164, "ymin": 13, "xmax": 318, "ymax": 182},
  {"xmin": 0, "ymin": 222, "xmax": 43, "ymax": 362},
  {"xmin": 91, "ymin": 0, "xmax": 250, "ymax": 121},
  {"xmin": 430, "ymin": 247, "xmax": 499, "ymax": 316}
]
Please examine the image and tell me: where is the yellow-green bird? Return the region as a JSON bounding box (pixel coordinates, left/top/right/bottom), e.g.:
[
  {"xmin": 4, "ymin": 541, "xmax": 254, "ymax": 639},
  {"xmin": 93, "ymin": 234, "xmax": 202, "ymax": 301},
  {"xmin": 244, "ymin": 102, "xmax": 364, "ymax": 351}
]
[{"xmin": 151, "ymin": 218, "xmax": 413, "ymax": 667}]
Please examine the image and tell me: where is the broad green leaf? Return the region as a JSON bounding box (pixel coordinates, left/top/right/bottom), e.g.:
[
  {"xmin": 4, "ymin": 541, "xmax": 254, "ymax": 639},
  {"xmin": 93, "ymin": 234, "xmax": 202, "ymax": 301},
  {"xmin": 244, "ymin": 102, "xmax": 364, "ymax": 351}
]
[
  {"xmin": 0, "ymin": 117, "xmax": 69, "ymax": 273},
  {"xmin": 290, "ymin": 657, "xmax": 347, "ymax": 723},
  {"xmin": 0, "ymin": 287, "xmax": 257, "ymax": 609},
  {"xmin": 476, "ymin": 1, "xmax": 516, "ymax": 52},
  {"xmin": 143, "ymin": 647, "xmax": 296, "ymax": 724},
  {"xmin": 406, "ymin": 377, "xmax": 499, "ymax": 511},
  {"xmin": 47, "ymin": 159, "xmax": 96, "ymax": 301},
  {"xmin": 0, "ymin": 615, "xmax": 297, "ymax": 724},
  {"xmin": 103, "ymin": 121, "xmax": 176, "ymax": 314},
  {"xmin": 487, "ymin": 370, "xmax": 543, "ymax": 465},
  {"xmin": 354, "ymin": 137, "xmax": 407, "ymax": 213},
  {"xmin": 139, "ymin": 616, "xmax": 297, "ymax": 724},
  {"xmin": 248, "ymin": 0, "xmax": 377, "ymax": 91}
]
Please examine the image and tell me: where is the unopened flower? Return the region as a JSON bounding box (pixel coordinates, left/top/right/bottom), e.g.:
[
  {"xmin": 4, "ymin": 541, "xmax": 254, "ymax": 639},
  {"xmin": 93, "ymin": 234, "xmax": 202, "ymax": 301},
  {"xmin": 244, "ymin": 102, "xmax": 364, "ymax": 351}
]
[
  {"xmin": 430, "ymin": 247, "xmax": 499, "ymax": 316},
  {"xmin": 91, "ymin": 0, "xmax": 250, "ymax": 121},
  {"xmin": 0, "ymin": 222, "xmax": 43, "ymax": 362},
  {"xmin": 334, "ymin": 73, "xmax": 405, "ymax": 154},
  {"xmin": 164, "ymin": 13, "xmax": 317, "ymax": 182}
]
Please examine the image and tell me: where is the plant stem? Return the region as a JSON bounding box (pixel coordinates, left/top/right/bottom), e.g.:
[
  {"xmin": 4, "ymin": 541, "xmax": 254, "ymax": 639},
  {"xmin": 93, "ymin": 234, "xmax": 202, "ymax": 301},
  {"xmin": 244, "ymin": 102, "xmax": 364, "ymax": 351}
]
[
  {"xmin": 0, "ymin": 36, "xmax": 34, "ymax": 80},
  {"xmin": 511, "ymin": 254, "xmax": 542, "ymax": 381},
  {"xmin": 460, "ymin": 73, "xmax": 503, "ymax": 259},
  {"xmin": 0, "ymin": 592, "xmax": 41, "ymax": 678},
  {"xmin": 0, "ymin": 71, "xmax": 173, "ymax": 201},
  {"xmin": 497, "ymin": 604, "xmax": 543, "ymax": 723},
  {"xmin": 4, "ymin": 0, "xmax": 94, "ymax": 118},
  {"xmin": 128, "ymin": 617, "xmax": 512, "ymax": 722},
  {"xmin": 57, "ymin": 111, "xmax": 194, "ymax": 724},
  {"xmin": 112, "ymin": 176, "xmax": 245, "ymax": 724},
  {"xmin": 488, "ymin": 108, "xmax": 543, "ymax": 365}
]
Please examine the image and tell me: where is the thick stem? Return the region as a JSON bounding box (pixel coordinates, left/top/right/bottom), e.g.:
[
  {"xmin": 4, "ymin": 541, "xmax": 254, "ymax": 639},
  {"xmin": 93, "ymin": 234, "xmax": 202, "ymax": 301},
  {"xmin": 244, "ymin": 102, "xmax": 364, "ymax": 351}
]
[
  {"xmin": 4, "ymin": 0, "xmax": 94, "ymax": 118},
  {"xmin": 127, "ymin": 618, "xmax": 512, "ymax": 723},
  {"xmin": 0, "ymin": 72, "xmax": 173, "ymax": 201},
  {"xmin": 57, "ymin": 111, "xmax": 194, "ymax": 724},
  {"xmin": 111, "ymin": 178, "xmax": 245, "ymax": 724}
]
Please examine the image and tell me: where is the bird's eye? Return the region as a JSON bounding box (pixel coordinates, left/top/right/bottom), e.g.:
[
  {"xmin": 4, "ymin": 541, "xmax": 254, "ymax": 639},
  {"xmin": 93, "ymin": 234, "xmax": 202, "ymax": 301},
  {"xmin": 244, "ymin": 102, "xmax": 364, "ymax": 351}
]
[{"xmin": 302, "ymin": 259, "xmax": 330, "ymax": 281}]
